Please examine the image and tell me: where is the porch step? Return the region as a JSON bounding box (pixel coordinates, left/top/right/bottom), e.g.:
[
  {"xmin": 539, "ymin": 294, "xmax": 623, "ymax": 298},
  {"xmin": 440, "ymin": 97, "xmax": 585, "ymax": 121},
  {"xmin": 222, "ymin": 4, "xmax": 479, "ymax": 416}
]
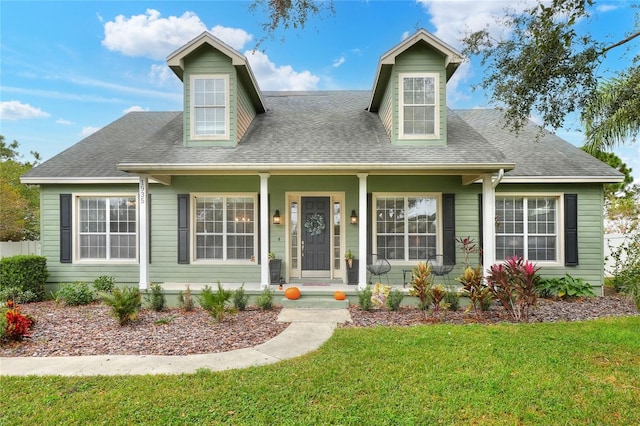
[{"xmin": 280, "ymin": 297, "xmax": 349, "ymax": 309}]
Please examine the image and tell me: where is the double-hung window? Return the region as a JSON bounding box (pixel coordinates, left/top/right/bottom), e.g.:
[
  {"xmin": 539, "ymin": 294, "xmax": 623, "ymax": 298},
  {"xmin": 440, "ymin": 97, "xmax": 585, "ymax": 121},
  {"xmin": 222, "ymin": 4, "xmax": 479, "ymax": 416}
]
[
  {"xmin": 374, "ymin": 195, "xmax": 439, "ymax": 261},
  {"xmin": 194, "ymin": 195, "xmax": 256, "ymax": 261},
  {"xmin": 495, "ymin": 196, "xmax": 559, "ymax": 262},
  {"xmin": 191, "ymin": 75, "xmax": 228, "ymax": 138},
  {"xmin": 78, "ymin": 196, "xmax": 137, "ymax": 260},
  {"xmin": 400, "ymin": 73, "xmax": 439, "ymax": 139}
]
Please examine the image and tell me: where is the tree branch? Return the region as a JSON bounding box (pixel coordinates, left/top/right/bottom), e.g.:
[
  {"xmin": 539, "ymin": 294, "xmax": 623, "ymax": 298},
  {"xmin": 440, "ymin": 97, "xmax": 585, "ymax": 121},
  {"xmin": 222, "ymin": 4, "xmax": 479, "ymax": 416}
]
[{"xmin": 601, "ymin": 30, "xmax": 640, "ymax": 55}]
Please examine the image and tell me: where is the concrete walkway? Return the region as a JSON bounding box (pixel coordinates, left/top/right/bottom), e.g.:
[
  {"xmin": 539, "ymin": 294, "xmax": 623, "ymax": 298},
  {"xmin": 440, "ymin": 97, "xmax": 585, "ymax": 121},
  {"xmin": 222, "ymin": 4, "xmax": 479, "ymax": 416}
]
[{"xmin": 0, "ymin": 308, "xmax": 351, "ymax": 377}]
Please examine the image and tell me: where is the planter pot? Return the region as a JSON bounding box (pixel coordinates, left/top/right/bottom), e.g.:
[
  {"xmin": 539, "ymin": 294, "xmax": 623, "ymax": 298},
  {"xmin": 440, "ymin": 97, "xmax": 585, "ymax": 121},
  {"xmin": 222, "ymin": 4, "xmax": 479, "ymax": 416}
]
[
  {"xmin": 269, "ymin": 259, "xmax": 282, "ymax": 284},
  {"xmin": 346, "ymin": 259, "xmax": 359, "ymax": 285}
]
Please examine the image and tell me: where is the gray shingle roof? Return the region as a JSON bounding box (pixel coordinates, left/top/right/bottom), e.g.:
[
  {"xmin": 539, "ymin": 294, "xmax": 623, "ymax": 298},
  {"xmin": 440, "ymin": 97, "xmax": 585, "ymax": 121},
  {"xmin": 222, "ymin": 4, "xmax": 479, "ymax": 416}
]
[
  {"xmin": 455, "ymin": 109, "xmax": 622, "ymax": 179},
  {"xmin": 22, "ymin": 91, "xmax": 621, "ymax": 182}
]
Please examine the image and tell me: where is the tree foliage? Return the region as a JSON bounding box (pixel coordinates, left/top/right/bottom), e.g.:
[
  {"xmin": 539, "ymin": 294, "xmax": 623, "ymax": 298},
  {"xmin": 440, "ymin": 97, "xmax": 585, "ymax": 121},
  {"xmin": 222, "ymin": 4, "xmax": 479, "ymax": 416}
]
[
  {"xmin": 249, "ymin": 0, "xmax": 334, "ymax": 46},
  {"xmin": 0, "ymin": 136, "xmax": 40, "ymax": 241},
  {"xmin": 582, "ymin": 66, "xmax": 640, "ymax": 152},
  {"xmin": 461, "ymin": 0, "xmax": 640, "ymax": 148}
]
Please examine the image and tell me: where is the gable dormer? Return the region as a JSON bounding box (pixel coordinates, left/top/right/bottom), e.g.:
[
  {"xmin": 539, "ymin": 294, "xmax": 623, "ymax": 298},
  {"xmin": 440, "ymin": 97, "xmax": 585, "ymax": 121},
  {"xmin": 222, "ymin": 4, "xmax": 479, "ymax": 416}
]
[
  {"xmin": 167, "ymin": 32, "xmax": 266, "ymax": 147},
  {"xmin": 368, "ymin": 29, "xmax": 463, "ymax": 146}
]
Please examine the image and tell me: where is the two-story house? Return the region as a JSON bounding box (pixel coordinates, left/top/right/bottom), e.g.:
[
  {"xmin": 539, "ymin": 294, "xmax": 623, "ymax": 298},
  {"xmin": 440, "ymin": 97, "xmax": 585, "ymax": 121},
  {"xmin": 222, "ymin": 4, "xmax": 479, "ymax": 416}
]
[{"xmin": 22, "ymin": 29, "xmax": 622, "ymax": 296}]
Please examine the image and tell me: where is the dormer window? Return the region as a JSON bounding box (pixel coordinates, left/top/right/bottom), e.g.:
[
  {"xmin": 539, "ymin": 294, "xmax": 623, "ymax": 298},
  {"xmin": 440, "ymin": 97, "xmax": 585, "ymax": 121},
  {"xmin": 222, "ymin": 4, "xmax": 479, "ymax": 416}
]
[
  {"xmin": 399, "ymin": 73, "xmax": 439, "ymax": 139},
  {"xmin": 190, "ymin": 75, "xmax": 229, "ymax": 139}
]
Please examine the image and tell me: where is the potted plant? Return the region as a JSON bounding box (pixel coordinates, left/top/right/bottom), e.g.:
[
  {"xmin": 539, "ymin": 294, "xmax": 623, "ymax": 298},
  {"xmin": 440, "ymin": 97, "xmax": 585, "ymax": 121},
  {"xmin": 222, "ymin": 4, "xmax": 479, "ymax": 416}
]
[
  {"xmin": 345, "ymin": 250, "xmax": 359, "ymax": 285},
  {"xmin": 268, "ymin": 252, "xmax": 282, "ymax": 285}
]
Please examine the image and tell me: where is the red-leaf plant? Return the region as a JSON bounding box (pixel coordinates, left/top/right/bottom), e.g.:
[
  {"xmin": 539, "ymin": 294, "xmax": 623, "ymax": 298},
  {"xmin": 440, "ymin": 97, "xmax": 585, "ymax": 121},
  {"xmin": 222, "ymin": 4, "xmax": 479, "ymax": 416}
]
[
  {"xmin": 485, "ymin": 256, "xmax": 540, "ymax": 322},
  {"xmin": 4, "ymin": 306, "xmax": 35, "ymax": 341}
]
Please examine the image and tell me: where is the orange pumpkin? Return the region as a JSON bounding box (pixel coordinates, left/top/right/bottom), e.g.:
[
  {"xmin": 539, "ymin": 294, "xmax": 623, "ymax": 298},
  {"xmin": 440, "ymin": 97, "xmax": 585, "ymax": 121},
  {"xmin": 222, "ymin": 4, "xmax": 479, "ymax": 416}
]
[
  {"xmin": 284, "ymin": 286, "xmax": 301, "ymax": 300},
  {"xmin": 334, "ymin": 291, "xmax": 346, "ymax": 301}
]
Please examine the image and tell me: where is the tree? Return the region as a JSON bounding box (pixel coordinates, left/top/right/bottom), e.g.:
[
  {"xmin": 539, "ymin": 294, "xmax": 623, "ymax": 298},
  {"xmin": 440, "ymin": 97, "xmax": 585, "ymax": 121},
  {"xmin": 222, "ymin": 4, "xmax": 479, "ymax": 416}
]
[
  {"xmin": 582, "ymin": 66, "xmax": 640, "ymax": 153},
  {"xmin": 461, "ymin": 0, "xmax": 640, "ymax": 145},
  {"xmin": 249, "ymin": 0, "xmax": 334, "ymax": 46},
  {"xmin": 582, "ymin": 147, "xmax": 636, "ymax": 199},
  {"xmin": 0, "ymin": 136, "xmax": 40, "ymax": 241}
]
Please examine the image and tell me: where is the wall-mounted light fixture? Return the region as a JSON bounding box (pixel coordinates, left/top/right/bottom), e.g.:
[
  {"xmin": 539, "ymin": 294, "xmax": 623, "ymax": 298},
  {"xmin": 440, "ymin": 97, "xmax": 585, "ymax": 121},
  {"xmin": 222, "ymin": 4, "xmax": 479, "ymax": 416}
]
[
  {"xmin": 350, "ymin": 210, "xmax": 358, "ymax": 225},
  {"xmin": 273, "ymin": 209, "xmax": 281, "ymax": 225}
]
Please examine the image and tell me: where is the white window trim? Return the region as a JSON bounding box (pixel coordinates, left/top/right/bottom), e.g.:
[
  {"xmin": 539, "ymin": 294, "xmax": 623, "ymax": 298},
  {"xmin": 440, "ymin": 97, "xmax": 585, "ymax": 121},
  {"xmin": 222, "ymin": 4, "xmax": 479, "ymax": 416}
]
[
  {"xmin": 190, "ymin": 193, "xmax": 258, "ymax": 265},
  {"xmin": 495, "ymin": 192, "xmax": 564, "ymax": 266},
  {"xmin": 73, "ymin": 193, "xmax": 139, "ymax": 264},
  {"xmin": 372, "ymin": 192, "xmax": 443, "ymax": 265},
  {"xmin": 398, "ymin": 72, "xmax": 440, "ymax": 140},
  {"xmin": 189, "ymin": 74, "xmax": 230, "ymax": 140}
]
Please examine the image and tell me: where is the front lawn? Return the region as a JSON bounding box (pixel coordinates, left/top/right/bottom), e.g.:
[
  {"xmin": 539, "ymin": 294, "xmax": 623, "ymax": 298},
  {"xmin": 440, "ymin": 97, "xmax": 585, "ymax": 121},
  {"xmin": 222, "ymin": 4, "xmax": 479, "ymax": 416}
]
[{"xmin": 2, "ymin": 317, "xmax": 639, "ymax": 424}]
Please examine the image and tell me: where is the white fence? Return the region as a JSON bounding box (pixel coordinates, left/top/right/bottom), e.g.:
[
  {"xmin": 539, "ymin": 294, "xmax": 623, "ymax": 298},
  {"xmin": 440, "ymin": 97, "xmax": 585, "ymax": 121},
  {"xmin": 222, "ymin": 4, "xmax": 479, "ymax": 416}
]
[
  {"xmin": 604, "ymin": 233, "xmax": 629, "ymax": 276},
  {"xmin": 0, "ymin": 241, "xmax": 41, "ymax": 258}
]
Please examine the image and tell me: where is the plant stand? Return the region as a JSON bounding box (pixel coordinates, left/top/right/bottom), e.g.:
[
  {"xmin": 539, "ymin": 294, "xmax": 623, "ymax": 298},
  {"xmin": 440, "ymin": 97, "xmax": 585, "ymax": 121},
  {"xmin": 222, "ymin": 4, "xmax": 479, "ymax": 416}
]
[
  {"xmin": 269, "ymin": 259, "xmax": 282, "ymax": 284},
  {"xmin": 346, "ymin": 259, "xmax": 359, "ymax": 285}
]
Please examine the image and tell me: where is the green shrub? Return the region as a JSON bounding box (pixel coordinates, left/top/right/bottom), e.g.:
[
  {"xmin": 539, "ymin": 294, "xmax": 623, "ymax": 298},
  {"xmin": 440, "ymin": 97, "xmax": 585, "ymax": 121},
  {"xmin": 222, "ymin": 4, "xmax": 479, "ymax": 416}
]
[
  {"xmin": 256, "ymin": 287, "xmax": 274, "ymax": 310},
  {"xmin": 445, "ymin": 290, "xmax": 460, "ymax": 312},
  {"xmin": 0, "ymin": 307, "xmax": 7, "ymax": 340},
  {"xmin": 357, "ymin": 285, "xmax": 373, "ymax": 311},
  {"xmin": 144, "ymin": 282, "xmax": 166, "ymax": 312},
  {"xmin": 232, "ymin": 284, "xmax": 249, "ymax": 311},
  {"xmin": 0, "ymin": 287, "xmax": 39, "ymax": 304},
  {"xmin": 386, "ymin": 288, "xmax": 404, "ymax": 311},
  {"xmin": 0, "ymin": 255, "xmax": 48, "ymax": 301},
  {"xmin": 56, "ymin": 282, "xmax": 95, "ymax": 306},
  {"xmin": 177, "ymin": 284, "xmax": 195, "ymax": 312},
  {"xmin": 537, "ymin": 275, "xmax": 595, "ymax": 300},
  {"xmin": 198, "ymin": 282, "xmax": 237, "ymax": 322},
  {"xmin": 100, "ymin": 287, "xmax": 141, "ymax": 326},
  {"xmin": 93, "ymin": 276, "xmax": 115, "ymax": 293}
]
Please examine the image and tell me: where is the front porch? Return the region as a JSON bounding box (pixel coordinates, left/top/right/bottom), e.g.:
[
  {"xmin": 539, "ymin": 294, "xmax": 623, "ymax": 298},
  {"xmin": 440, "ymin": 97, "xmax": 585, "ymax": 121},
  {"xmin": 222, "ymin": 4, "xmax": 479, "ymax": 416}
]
[{"xmin": 158, "ymin": 280, "xmax": 420, "ymax": 309}]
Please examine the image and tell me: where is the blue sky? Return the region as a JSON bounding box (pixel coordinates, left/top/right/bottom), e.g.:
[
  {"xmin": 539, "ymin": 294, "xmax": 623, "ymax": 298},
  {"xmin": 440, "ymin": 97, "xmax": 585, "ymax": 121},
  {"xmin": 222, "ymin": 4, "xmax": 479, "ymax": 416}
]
[{"xmin": 1, "ymin": 0, "xmax": 638, "ymax": 181}]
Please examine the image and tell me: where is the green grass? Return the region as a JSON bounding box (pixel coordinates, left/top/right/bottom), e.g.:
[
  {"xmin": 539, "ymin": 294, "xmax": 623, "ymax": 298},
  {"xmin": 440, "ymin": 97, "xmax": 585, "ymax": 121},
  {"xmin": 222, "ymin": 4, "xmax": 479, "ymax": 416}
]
[{"xmin": 2, "ymin": 317, "xmax": 640, "ymax": 425}]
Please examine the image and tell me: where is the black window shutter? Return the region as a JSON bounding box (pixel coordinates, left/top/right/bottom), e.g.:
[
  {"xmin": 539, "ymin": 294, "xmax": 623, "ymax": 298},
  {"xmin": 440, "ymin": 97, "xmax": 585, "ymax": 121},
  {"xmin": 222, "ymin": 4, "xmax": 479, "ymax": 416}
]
[
  {"xmin": 60, "ymin": 194, "xmax": 72, "ymax": 263},
  {"xmin": 177, "ymin": 194, "xmax": 190, "ymax": 264},
  {"xmin": 442, "ymin": 194, "xmax": 456, "ymax": 264},
  {"xmin": 478, "ymin": 193, "xmax": 484, "ymax": 259},
  {"xmin": 367, "ymin": 193, "xmax": 373, "ymax": 264},
  {"xmin": 564, "ymin": 194, "xmax": 579, "ymax": 266}
]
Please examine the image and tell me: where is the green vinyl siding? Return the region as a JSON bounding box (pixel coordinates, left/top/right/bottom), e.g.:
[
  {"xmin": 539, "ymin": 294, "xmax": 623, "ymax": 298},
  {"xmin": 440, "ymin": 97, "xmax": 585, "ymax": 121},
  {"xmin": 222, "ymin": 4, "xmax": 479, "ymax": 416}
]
[
  {"xmin": 496, "ymin": 183, "xmax": 606, "ymax": 294},
  {"xmin": 183, "ymin": 48, "xmax": 237, "ymax": 147},
  {"xmin": 391, "ymin": 43, "xmax": 447, "ymax": 146},
  {"xmin": 39, "ymin": 185, "xmax": 141, "ymax": 286},
  {"xmin": 236, "ymin": 79, "xmax": 257, "ymax": 142},
  {"xmin": 38, "ymin": 178, "xmax": 607, "ymax": 292}
]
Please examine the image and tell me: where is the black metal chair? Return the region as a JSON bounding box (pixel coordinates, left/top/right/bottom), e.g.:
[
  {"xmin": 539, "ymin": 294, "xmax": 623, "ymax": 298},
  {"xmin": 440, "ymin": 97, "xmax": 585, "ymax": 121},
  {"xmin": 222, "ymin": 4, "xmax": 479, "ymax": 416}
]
[
  {"xmin": 367, "ymin": 254, "xmax": 391, "ymax": 285},
  {"xmin": 427, "ymin": 254, "xmax": 454, "ymax": 286}
]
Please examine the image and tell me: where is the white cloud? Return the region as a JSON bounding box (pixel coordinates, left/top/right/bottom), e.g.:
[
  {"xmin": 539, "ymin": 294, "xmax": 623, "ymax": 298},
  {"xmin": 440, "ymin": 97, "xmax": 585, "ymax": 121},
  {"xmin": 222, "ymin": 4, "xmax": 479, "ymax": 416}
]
[
  {"xmin": 56, "ymin": 118, "xmax": 73, "ymax": 125},
  {"xmin": 149, "ymin": 63, "xmax": 177, "ymax": 86},
  {"xmin": 102, "ymin": 10, "xmax": 253, "ymax": 61},
  {"xmin": 417, "ymin": 0, "xmax": 534, "ymax": 49},
  {"xmin": 209, "ymin": 25, "xmax": 253, "ymax": 50},
  {"xmin": 80, "ymin": 126, "xmax": 101, "ymax": 138},
  {"xmin": 124, "ymin": 105, "xmax": 148, "ymax": 113},
  {"xmin": 332, "ymin": 56, "xmax": 346, "ymax": 68},
  {"xmin": 246, "ymin": 50, "xmax": 319, "ymax": 91},
  {"xmin": 596, "ymin": 4, "xmax": 619, "ymax": 13},
  {"xmin": 0, "ymin": 100, "xmax": 50, "ymax": 120}
]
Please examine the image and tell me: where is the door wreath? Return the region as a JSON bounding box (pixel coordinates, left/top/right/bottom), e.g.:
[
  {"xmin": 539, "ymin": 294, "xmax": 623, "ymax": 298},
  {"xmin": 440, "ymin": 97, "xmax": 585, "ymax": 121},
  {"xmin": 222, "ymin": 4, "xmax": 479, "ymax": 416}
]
[{"xmin": 304, "ymin": 213, "xmax": 326, "ymax": 236}]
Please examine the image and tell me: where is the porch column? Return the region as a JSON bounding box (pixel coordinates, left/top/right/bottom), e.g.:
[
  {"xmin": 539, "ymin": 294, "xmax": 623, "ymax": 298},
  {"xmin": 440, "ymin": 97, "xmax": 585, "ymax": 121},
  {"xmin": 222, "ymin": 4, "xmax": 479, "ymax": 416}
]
[
  {"xmin": 138, "ymin": 175, "xmax": 149, "ymax": 290},
  {"xmin": 357, "ymin": 173, "xmax": 368, "ymax": 289},
  {"xmin": 481, "ymin": 173, "xmax": 496, "ymax": 273},
  {"xmin": 259, "ymin": 173, "xmax": 270, "ymax": 288}
]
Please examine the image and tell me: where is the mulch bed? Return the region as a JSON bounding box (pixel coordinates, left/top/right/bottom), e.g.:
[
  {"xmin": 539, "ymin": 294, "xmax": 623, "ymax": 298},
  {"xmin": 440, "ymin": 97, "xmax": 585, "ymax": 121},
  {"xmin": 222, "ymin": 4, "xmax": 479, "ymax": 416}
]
[{"xmin": 1, "ymin": 295, "xmax": 638, "ymax": 357}]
